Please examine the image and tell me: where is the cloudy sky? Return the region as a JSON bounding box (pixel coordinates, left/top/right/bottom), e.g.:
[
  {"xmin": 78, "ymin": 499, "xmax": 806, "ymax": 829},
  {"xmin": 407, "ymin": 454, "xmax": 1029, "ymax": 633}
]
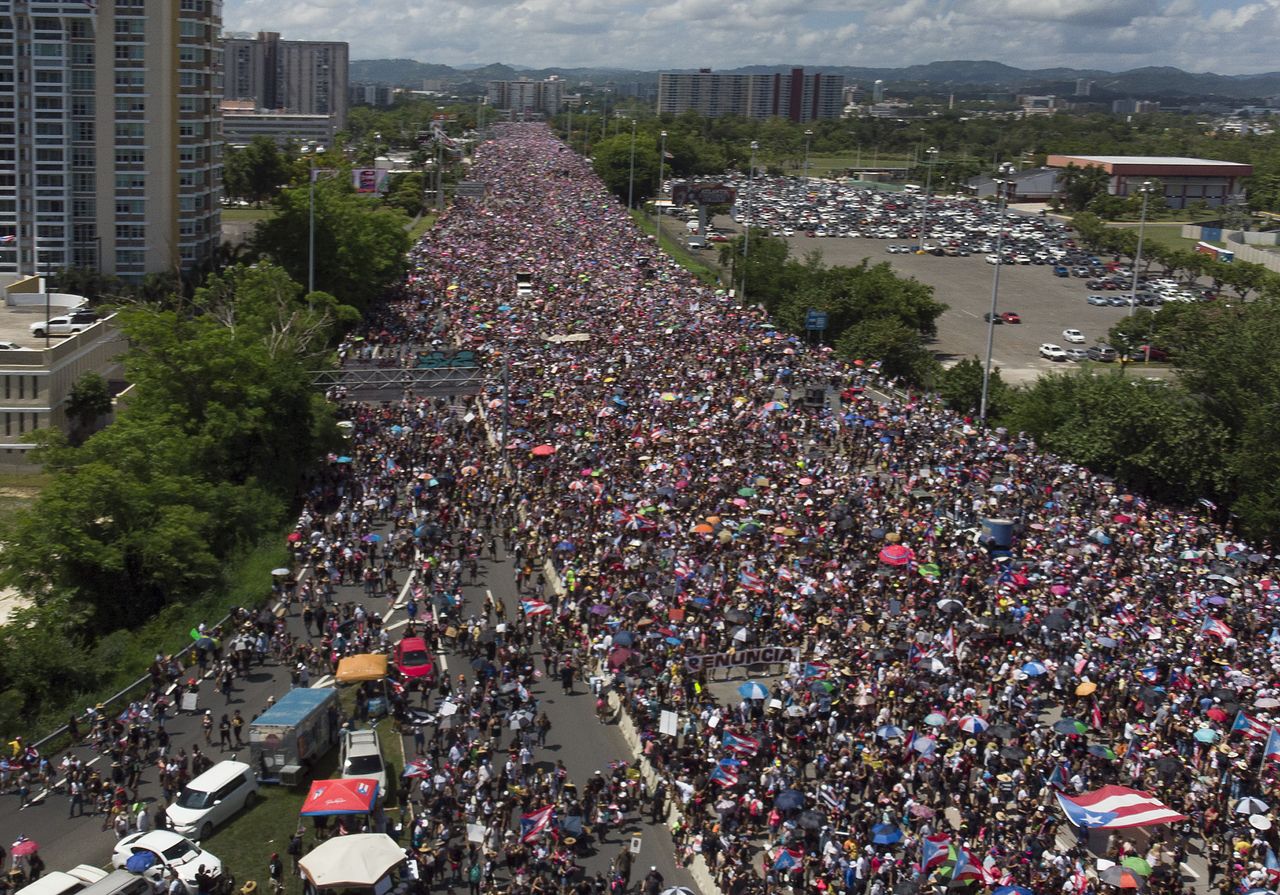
[{"xmin": 224, "ymin": 0, "xmax": 1280, "ymax": 75}]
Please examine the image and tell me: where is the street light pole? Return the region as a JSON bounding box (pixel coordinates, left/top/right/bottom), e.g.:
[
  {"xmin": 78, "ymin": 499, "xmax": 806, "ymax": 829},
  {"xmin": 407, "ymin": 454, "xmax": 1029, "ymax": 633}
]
[
  {"xmin": 802, "ymin": 128, "xmax": 813, "ymax": 193},
  {"xmin": 307, "ymin": 147, "xmax": 316, "ymax": 295},
  {"xmin": 627, "ymin": 118, "xmax": 637, "ymax": 210},
  {"xmin": 654, "ymin": 130, "xmax": 667, "ymax": 249},
  {"xmin": 1129, "ymin": 180, "xmax": 1153, "ymax": 317},
  {"xmin": 742, "ymin": 140, "xmax": 758, "ymax": 304},
  {"xmin": 980, "ymin": 162, "xmax": 1016, "ymax": 422},
  {"xmin": 921, "ymin": 146, "xmax": 938, "ymax": 249}
]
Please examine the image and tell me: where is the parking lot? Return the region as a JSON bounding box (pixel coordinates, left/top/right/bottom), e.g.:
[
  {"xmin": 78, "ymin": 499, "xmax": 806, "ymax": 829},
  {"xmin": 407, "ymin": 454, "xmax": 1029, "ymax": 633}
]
[{"xmin": 707, "ymin": 214, "xmax": 1156, "ymax": 384}]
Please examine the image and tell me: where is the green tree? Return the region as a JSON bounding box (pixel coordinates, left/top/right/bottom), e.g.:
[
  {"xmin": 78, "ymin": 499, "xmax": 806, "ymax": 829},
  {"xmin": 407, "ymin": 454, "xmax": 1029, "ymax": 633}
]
[
  {"xmin": 835, "ymin": 316, "xmax": 940, "ymax": 385},
  {"xmin": 249, "ymin": 179, "xmax": 410, "ymax": 312},
  {"xmin": 64, "ymin": 372, "xmax": 112, "ymax": 443},
  {"xmin": 938, "ymin": 357, "xmax": 1012, "ymax": 419},
  {"xmin": 590, "ymin": 133, "xmax": 659, "ymax": 205},
  {"xmin": 224, "ymin": 137, "xmax": 292, "ymax": 206}
]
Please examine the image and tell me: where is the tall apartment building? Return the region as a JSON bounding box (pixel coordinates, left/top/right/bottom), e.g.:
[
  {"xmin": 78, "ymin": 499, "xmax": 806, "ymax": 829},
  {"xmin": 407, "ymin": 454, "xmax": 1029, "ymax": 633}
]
[
  {"xmin": 657, "ymin": 68, "xmax": 844, "ymax": 121},
  {"xmin": 486, "ymin": 78, "xmax": 563, "ymax": 116},
  {"xmin": 222, "ymin": 31, "xmax": 348, "ymax": 129},
  {"xmin": 0, "ymin": 0, "xmax": 223, "ymax": 282}
]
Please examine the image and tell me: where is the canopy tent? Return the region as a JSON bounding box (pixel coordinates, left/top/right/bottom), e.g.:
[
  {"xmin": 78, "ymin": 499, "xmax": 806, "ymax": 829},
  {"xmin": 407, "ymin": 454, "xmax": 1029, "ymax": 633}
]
[
  {"xmin": 335, "ymin": 653, "xmax": 388, "ymax": 683},
  {"xmin": 299, "ymin": 833, "xmax": 405, "ymax": 888},
  {"xmin": 1056, "ymin": 785, "xmax": 1187, "ymax": 829},
  {"xmin": 543, "ymin": 333, "xmax": 591, "ymax": 343},
  {"xmin": 300, "ymin": 777, "xmax": 380, "ymax": 816}
]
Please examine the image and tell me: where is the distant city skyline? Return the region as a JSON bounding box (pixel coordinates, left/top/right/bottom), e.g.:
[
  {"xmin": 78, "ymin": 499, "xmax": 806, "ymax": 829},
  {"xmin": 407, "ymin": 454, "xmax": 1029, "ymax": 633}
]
[{"xmin": 225, "ymin": 0, "xmax": 1279, "ymax": 77}]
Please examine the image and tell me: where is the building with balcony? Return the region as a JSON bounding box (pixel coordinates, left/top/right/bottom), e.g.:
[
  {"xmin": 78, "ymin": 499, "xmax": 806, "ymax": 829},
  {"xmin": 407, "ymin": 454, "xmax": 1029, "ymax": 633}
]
[
  {"xmin": 222, "ymin": 31, "xmax": 348, "ymax": 130},
  {"xmin": 486, "ymin": 77, "xmax": 564, "ymax": 117},
  {"xmin": 657, "ymin": 68, "xmax": 845, "ymax": 121},
  {"xmin": 0, "ymin": 0, "xmax": 223, "ymax": 282}
]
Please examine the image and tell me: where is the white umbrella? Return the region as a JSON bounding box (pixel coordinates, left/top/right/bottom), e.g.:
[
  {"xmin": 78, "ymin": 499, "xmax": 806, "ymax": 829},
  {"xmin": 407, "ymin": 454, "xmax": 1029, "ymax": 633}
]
[
  {"xmin": 300, "ymin": 834, "xmax": 406, "ymax": 888},
  {"xmin": 1236, "ymin": 797, "xmax": 1269, "ymax": 815},
  {"xmin": 661, "ymin": 889, "xmax": 696, "ymax": 895},
  {"xmin": 437, "ymin": 701, "xmax": 459, "ymax": 717}
]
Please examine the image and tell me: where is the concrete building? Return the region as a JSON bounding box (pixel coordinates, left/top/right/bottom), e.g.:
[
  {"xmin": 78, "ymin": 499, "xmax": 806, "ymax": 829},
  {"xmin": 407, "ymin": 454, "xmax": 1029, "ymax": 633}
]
[
  {"xmin": 1111, "ymin": 98, "xmax": 1160, "ymax": 116},
  {"xmin": 1045, "ymin": 155, "xmax": 1253, "ymax": 209},
  {"xmin": 220, "ymin": 102, "xmax": 337, "ymax": 147},
  {"xmin": 0, "ymin": 276, "xmax": 125, "ymax": 465},
  {"xmin": 222, "ymin": 31, "xmax": 347, "ymax": 129},
  {"xmin": 486, "ymin": 78, "xmax": 563, "ymax": 116},
  {"xmin": 350, "ymin": 82, "xmax": 397, "ymax": 107},
  {"xmin": 967, "ymin": 167, "xmax": 1062, "ymax": 201},
  {"xmin": 0, "ymin": 0, "xmax": 223, "ymax": 282},
  {"xmin": 657, "ymin": 68, "xmax": 844, "ymax": 122}
]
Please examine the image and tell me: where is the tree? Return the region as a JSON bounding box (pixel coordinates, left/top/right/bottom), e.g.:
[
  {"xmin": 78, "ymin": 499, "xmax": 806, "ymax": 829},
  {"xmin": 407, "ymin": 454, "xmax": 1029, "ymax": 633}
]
[
  {"xmin": 249, "ymin": 179, "xmax": 410, "ymax": 312},
  {"xmin": 64, "ymin": 372, "xmax": 112, "ymax": 443},
  {"xmin": 590, "ymin": 133, "xmax": 659, "ymax": 205},
  {"xmin": 938, "ymin": 357, "xmax": 1012, "ymax": 419},
  {"xmin": 224, "ymin": 137, "xmax": 292, "ymax": 206},
  {"xmin": 835, "ymin": 317, "xmax": 940, "ymax": 385}
]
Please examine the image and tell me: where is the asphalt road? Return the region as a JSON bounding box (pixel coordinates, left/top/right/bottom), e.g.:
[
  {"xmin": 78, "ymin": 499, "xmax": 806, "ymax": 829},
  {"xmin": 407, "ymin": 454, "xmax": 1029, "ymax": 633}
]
[
  {"xmin": 705, "ymin": 215, "xmax": 1162, "ymax": 385},
  {"xmin": 0, "ymin": 494, "xmax": 694, "ymax": 893}
]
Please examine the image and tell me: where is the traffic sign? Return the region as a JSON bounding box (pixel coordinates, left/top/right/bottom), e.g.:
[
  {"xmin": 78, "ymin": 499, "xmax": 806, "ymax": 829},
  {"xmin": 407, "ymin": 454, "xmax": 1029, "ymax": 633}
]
[{"xmin": 805, "ymin": 310, "xmax": 828, "ymax": 332}]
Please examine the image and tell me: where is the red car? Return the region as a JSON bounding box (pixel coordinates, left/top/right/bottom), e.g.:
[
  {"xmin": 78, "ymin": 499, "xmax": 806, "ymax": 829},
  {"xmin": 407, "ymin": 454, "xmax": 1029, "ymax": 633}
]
[
  {"xmin": 393, "ymin": 637, "xmax": 437, "ymax": 685},
  {"xmin": 1000, "ymin": 312, "xmax": 1021, "ymax": 324}
]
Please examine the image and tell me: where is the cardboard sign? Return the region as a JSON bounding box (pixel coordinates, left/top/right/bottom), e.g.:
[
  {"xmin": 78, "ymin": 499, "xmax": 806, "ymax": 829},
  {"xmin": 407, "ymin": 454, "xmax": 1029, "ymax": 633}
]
[
  {"xmin": 629, "ymin": 835, "xmax": 642, "ymax": 855},
  {"xmin": 180, "ymin": 692, "xmax": 198, "ymax": 713},
  {"xmin": 659, "ymin": 710, "xmax": 679, "ymax": 736},
  {"xmin": 466, "ymin": 823, "xmax": 487, "ymax": 843}
]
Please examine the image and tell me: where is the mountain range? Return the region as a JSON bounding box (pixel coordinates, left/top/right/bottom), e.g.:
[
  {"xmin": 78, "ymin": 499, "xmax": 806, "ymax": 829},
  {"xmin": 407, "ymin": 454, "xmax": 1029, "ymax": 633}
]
[{"xmin": 350, "ymin": 58, "xmax": 1280, "ymax": 101}]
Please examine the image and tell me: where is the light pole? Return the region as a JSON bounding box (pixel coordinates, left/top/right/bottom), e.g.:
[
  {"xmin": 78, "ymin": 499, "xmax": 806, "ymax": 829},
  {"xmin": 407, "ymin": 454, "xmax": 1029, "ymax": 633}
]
[
  {"xmin": 742, "ymin": 140, "xmax": 759, "ymax": 303},
  {"xmin": 654, "ymin": 130, "xmax": 667, "ymax": 248},
  {"xmin": 980, "ymin": 162, "xmax": 1016, "ymax": 422},
  {"xmin": 306, "ymin": 143, "xmax": 317, "ymax": 295},
  {"xmin": 802, "ymin": 128, "xmax": 814, "ymax": 193},
  {"xmin": 920, "ymin": 146, "xmax": 938, "ymax": 248},
  {"xmin": 1128, "ymin": 180, "xmax": 1154, "ymax": 317},
  {"xmin": 627, "ymin": 117, "xmax": 637, "ymax": 210}
]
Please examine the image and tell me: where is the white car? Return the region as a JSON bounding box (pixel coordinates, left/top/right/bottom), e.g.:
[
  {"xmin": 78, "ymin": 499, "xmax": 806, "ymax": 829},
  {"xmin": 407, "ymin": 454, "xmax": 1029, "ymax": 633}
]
[
  {"xmin": 1039, "ymin": 343, "xmax": 1068, "ymax": 361},
  {"xmin": 1062, "ymin": 329, "xmax": 1086, "ymax": 343},
  {"xmin": 111, "ymin": 831, "xmax": 223, "ymax": 895},
  {"xmin": 340, "ymin": 727, "xmax": 388, "ymax": 794},
  {"xmin": 985, "ymin": 255, "xmax": 1001, "ymax": 265},
  {"xmin": 29, "ymin": 311, "xmax": 98, "ymax": 338}
]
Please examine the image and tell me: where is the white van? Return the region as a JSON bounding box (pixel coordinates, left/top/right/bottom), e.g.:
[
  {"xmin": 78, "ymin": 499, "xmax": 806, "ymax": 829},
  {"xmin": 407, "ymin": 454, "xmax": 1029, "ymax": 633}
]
[
  {"xmin": 166, "ymin": 760, "xmax": 259, "ymax": 840},
  {"xmin": 73, "ymin": 872, "xmax": 152, "ymax": 895},
  {"xmin": 17, "ymin": 866, "xmax": 108, "ymax": 895}
]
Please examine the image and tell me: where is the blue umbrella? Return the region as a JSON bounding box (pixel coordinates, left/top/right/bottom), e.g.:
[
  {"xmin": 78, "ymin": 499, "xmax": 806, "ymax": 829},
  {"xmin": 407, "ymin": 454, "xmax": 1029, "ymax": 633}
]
[
  {"xmin": 664, "ymin": 637, "xmax": 682, "ymax": 646},
  {"xmin": 875, "ymin": 724, "xmax": 905, "ymax": 740},
  {"xmin": 774, "ymin": 789, "xmax": 804, "ymax": 810},
  {"xmin": 613, "ymin": 631, "xmax": 635, "ymax": 648},
  {"xmin": 738, "ymin": 682, "xmax": 769, "ymax": 700},
  {"xmin": 994, "ymin": 887, "xmax": 1035, "ymax": 895},
  {"xmin": 871, "ymin": 823, "xmax": 903, "ymax": 845},
  {"xmin": 1021, "ymin": 661, "xmax": 1049, "ymax": 676},
  {"xmin": 335, "ymin": 456, "xmax": 352, "ymax": 463},
  {"xmin": 555, "ymin": 540, "xmax": 575, "ymax": 552},
  {"xmin": 126, "ymin": 852, "xmax": 159, "ymax": 873}
]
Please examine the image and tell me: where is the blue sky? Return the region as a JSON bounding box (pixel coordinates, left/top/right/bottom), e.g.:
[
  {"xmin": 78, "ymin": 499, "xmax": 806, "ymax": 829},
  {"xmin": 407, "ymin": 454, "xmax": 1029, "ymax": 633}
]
[{"xmin": 223, "ymin": 0, "xmax": 1280, "ymax": 76}]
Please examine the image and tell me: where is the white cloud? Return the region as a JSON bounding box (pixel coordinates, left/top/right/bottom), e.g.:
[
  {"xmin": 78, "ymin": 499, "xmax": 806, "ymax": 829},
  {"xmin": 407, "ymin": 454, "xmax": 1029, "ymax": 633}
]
[{"xmin": 220, "ymin": 0, "xmax": 1280, "ymax": 75}]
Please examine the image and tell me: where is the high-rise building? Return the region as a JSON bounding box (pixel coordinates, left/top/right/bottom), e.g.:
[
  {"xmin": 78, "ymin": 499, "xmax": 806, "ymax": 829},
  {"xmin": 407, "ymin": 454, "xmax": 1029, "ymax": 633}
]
[
  {"xmin": 222, "ymin": 31, "xmax": 347, "ymax": 128},
  {"xmin": 0, "ymin": 0, "xmax": 223, "ymax": 281},
  {"xmin": 656, "ymin": 68, "xmax": 844, "ymax": 121},
  {"xmin": 486, "ymin": 77, "xmax": 563, "ymax": 116}
]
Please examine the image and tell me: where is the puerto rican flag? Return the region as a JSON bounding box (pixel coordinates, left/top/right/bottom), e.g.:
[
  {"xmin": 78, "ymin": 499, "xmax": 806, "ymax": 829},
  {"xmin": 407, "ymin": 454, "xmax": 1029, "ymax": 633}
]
[
  {"xmin": 521, "ymin": 599, "xmax": 553, "ymax": 617},
  {"xmin": 801, "ymin": 661, "xmax": 831, "ymax": 679},
  {"xmin": 1055, "ymin": 785, "xmax": 1187, "ymax": 829},
  {"xmin": 0, "ymin": 235, "xmax": 15, "ymax": 245},
  {"xmin": 520, "ymin": 805, "xmax": 554, "ymax": 843},
  {"xmin": 772, "ymin": 848, "xmax": 803, "ymax": 872},
  {"xmin": 940, "ymin": 625, "xmax": 957, "ymax": 656},
  {"xmin": 1232, "ymin": 710, "xmax": 1270, "ymax": 741},
  {"xmin": 709, "ymin": 763, "xmax": 739, "ymax": 787},
  {"xmin": 722, "ymin": 731, "xmax": 760, "ymax": 756},
  {"xmin": 776, "ymin": 565, "xmax": 794, "ymax": 582},
  {"xmin": 919, "ymin": 834, "xmax": 951, "ymax": 872},
  {"xmin": 739, "ymin": 569, "xmax": 767, "ymax": 593},
  {"xmin": 1200, "ymin": 617, "xmax": 1233, "ymax": 641},
  {"xmin": 1091, "ymin": 699, "xmax": 1104, "ymax": 730},
  {"xmin": 1265, "ymin": 728, "xmax": 1280, "ymax": 764},
  {"xmin": 949, "ymin": 846, "xmax": 983, "ymax": 882},
  {"xmin": 1137, "ymin": 666, "xmax": 1161, "ymax": 684},
  {"xmin": 673, "ymin": 561, "xmax": 694, "ymax": 580}
]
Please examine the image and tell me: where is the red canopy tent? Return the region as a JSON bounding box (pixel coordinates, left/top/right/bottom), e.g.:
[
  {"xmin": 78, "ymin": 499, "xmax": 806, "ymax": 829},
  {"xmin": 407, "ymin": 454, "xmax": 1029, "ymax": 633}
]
[{"xmin": 300, "ymin": 778, "xmax": 380, "ymax": 816}]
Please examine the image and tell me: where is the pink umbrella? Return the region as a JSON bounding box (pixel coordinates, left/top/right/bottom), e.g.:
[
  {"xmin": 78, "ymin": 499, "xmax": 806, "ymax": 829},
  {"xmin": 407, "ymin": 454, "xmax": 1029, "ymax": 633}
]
[
  {"xmin": 531, "ymin": 444, "xmax": 556, "ymax": 457},
  {"xmin": 878, "ymin": 545, "xmax": 915, "ymax": 567},
  {"xmin": 11, "ymin": 839, "xmax": 38, "ymax": 857},
  {"xmin": 606, "ymin": 647, "xmax": 633, "ymax": 669},
  {"xmin": 1050, "ymin": 584, "xmax": 1070, "ymax": 596}
]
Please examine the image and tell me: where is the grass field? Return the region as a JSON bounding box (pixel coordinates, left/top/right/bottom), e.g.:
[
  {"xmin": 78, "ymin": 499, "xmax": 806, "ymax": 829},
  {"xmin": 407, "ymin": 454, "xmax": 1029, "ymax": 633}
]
[
  {"xmin": 632, "ymin": 210, "xmax": 723, "ymax": 283},
  {"xmin": 221, "ymin": 207, "xmax": 275, "ymax": 224},
  {"xmin": 407, "ymin": 213, "xmax": 437, "ymax": 243},
  {"xmin": 794, "ymin": 153, "xmax": 915, "ymax": 176},
  {"xmin": 0, "ymin": 470, "xmax": 49, "ymax": 516},
  {"xmin": 1117, "ymin": 222, "xmax": 1220, "ymax": 254}
]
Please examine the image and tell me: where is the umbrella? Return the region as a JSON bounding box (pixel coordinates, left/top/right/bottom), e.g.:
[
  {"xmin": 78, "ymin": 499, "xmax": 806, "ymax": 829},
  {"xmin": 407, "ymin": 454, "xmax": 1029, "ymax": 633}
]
[
  {"xmin": 797, "ymin": 810, "xmax": 825, "ymax": 831},
  {"xmin": 737, "ymin": 487, "xmax": 757, "ymax": 497},
  {"xmin": 613, "ymin": 631, "xmax": 635, "ymax": 648},
  {"xmin": 739, "ymin": 682, "xmax": 769, "ymax": 700},
  {"xmin": 606, "ymin": 647, "xmax": 633, "ymax": 669},
  {"xmin": 1193, "ymin": 727, "xmax": 1219, "ymax": 743},
  {"xmin": 437, "ymin": 701, "xmax": 459, "ymax": 717},
  {"xmin": 1099, "ymin": 866, "xmax": 1145, "ymax": 889},
  {"xmin": 876, "ymin": 724, "xmax": 905, "ymax": 740},
  {"xmin": 732, "ymin": 627, "xmax": 751, "ymax": 643},
  {"xmin": 1205, "ymin": 706, "xmax": 1228, "ymax": 723},
  {"xmin": 1152, "ymin": 756, "xmax": 1184, "ymax": 777},
  {"xmin": 871, "ymin": 823, "xmax": 903, "ymax": 845},
  {"xmin": 909, "ymin": 804, "xmax": 936, "ymax": 819},
  {"xmin": 1121, "ymin": 858, "xmax": 1152, "ymax": 877},
  {"xmin": 1256, "ymin": 697, "xmax": 1280, "ymax": 709},
  {"xmin": 1053, "ymin": 719, "xmax": 1087, "ymax": 736},
  {"xmin": 194, "ymin": 636, "xmax": 216, "ymax": 651},
  {"xmin": 993, "ymin": 888, "xmax": 1034, "ymax": 895},
  {"xmin": 988, "ymin": 723, "xmax": 1017, "ymax": 740},
  {"xmin": 589, "ymin": 604, "xmax": 612, "ymax": 616},
  {"xmin": 775, "ymin": 789, "xmax": 805, "ymax": 810},
  {"xmin": 125, "ymin": 852, "xmax": 157, "ymax": 873},
  {"xmin": 660, "ymin": 889, "xmax": 697, "ymax": 895},
  {"xmin": 937, "ymin": 598, "xmax": 965, "ymax": 614},
  {"xmin": 1088, "ymin": 745, "xmax": 1118, "ymax": 760},
  {"xmin": 879, "ymin": 544, "xmax": 915, "ymax": 566},
  {"xmin": 299, "ymin": 833, "xmax": 406, "ymax": 888},
  {"xmin": 725, "ymin": 609, "xmax": 749, "ymax": 624},
  {"xmin": 923, "ymin": 713, "xmax": 947, "ymax": 727},
  {"xmin": 530, "ymin": 444, "xmax": 556, "ymax": 457},
  {"xmin": 271, "ymin": 568, "xmax": 291, "ymax": 577},
  {"xmin": 1021, "ymin": 661, "xmax": 1049, "ymax": 677},
  {"xmin": 956, "ymin": 715, "xmax": 989, "ymax": 734},
  {"xmin": 1076, "ymin": 682, "xmax": 1098, "ymax": 696},
  {"xmin": 1000, "ymin": 745, "xmax": 1028, "ymax": 760},
  {"xmin": 1236, "ymin": 797, "xmax": 1269, "ymax": 815}
]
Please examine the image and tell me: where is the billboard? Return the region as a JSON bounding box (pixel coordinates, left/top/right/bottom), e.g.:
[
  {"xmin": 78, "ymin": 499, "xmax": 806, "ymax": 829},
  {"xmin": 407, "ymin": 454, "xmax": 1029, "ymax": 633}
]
[
  {"xmin": 671, "ymin": 182, "xmax": 738, "ymax": 207},
  {"xmin": 352, "ymin": 168, "xmax": 388, "ymax": 194}
]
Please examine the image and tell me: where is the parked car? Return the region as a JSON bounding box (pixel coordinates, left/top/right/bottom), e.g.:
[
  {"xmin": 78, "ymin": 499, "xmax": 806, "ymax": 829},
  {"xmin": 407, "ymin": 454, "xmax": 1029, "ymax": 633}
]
[
  {"xmin": 1129, "ymin": 345, "xmax": 1169, "ymax": 362},
  {"xmin": 111, "ymin": 832, "xmax": 222, "ymax": 895},
  {"xmin": 340, "ymin": 728, "xmax": 388, "ymax": 794},
  {"xmin": 1053, "ymin": 266, "xmax": 1070, "ymax": 277},
  {"xmin": 0, "ymin": 341, "xmax": 24, "ymax": 350},
  {"xmin": 1064, "ymin": 348, "xmax": 1090, "ymax": 362},
  {"xmin": 1087, "ymin": 345, "xmax": 1118, "ymax": 362},
  {"xmin": 17, "ymin": 866, "xmax": 108, "ymax": 895},
  {"xmin": 1000, "ymin": 312, "xmax": 1021, "ymax": 324},
  {"xmin": 29, "ymin": 311, "xmax": 98, "ymax": 338},
  {"xmin": 1039, "ymin": 343, "xmax": 1068, "ymax": 361},
  {"xmin": 392, "ymin": 636, "xmax": 437, "ymax": 685},
  {"xmin": 1062, "ymin": 329, "xmax": 1085, "ymax": 343},
  {"xmin": 982, "ymin": 312, "xmax": 1004, "ymax": 324},
  {"xmin": 166, "ymin": 760, "xmax": 259, "ymax": 840},
  {"xmin": 1086, "ymin": 295, "xmax": 1109, "ymax": 306}
]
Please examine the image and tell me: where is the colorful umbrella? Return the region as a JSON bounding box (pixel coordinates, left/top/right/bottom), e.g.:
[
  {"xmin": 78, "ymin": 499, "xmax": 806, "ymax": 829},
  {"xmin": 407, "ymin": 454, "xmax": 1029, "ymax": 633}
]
[
  {"xmin": 531, "ymin": 444, "xmax": 556, "ymax": 457},
  {"xmin": 1053, "ymin": 719, "xmax": 1088, "ymax": 736},
  {"xmin": 879, "ymin": 544, "xmax": 915, "ymax": 566},
  {"xmin": 956, "ymin": 715, "xmax": 989, "ymax": 734}
]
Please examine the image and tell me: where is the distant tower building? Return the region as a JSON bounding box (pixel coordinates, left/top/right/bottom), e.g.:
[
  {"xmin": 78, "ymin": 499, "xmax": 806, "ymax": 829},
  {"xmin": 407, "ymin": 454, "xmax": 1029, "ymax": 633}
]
[
  {"xmin": 872, "ymin": 80, "xmax": 885, "ymax": 103},
  {"xmin": 656, "ymin": 68, "xmax": 844, "ymax": 121},
  {"xmin": 1075, "ymin": 79, "xmax": 1093, "ymax": 97}
]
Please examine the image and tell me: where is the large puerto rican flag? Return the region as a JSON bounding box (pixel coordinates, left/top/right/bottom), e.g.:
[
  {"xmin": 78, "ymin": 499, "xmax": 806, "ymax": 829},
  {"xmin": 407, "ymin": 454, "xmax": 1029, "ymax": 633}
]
[
  {"xmin": 520, "ymin": 805, "xmax": 554, "ymax": 843},
  {"xmin": 1056, "ymin": 785, "xmax": 1187, "ymax": 829}
]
